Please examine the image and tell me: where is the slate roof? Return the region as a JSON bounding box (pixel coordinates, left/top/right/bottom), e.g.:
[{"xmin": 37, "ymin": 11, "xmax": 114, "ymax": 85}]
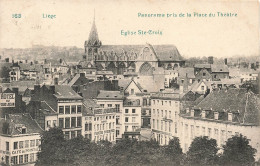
[
  {"xmin": 99, "ymin": 44, "xmax": 184, "ymax": 61},
  {"xmin": 151, "ymin": 91, "xmax": 180, "ymax": 100},
  {"xmin": 54, "ymin": 85, "xmax": 82, "ymax": 100},
  {"xmin": 178, "ymin": 67, "xmax": 195, "ymax": 78},
  {"xmin": 194, "ymin": 64, "xmax": 211, "ymax": 69},
  {"xmin": 0, "ymin": 113, "xmax": 43, "ymax": 136},
  {"xmin": 96, "ymin": 90, "xmax": 123, "ymax": 100},
  {"xmin": 194, "ymin": 88, "xmax": 260, "ymax": 125},
  {"xmin": 211, "ymin": 64, "xmax": 229, "ymax": 73}
]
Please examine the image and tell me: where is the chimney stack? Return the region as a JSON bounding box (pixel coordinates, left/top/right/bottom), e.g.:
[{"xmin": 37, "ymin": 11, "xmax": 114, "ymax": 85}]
[
  {"xmin": 49, "ymin": 85, "xmax": 55, "ymax": 94},
  {"xmin": 224, "ymin": 58, "xmax": 228, "ymax": 65},
  {"xmin": 208, "ymin": 56, "xmax": 214, "ymax": 64}
]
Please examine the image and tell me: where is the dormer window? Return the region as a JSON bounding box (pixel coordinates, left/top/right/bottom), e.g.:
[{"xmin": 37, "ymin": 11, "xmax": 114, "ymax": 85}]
[
  {"xmin": 22, "ymin": 128, "xmax": 26, "ymax": 134},
  {"xmin": 214, "ymin": 112, "xmax": 219, "ymax": 120},
  {"xmin": 201, "ymin": 111, "xmax": 206, "ymax": 118},
  {"xmin": 228, "ymin": 113, "xmax": 232, "ymax": 121}
]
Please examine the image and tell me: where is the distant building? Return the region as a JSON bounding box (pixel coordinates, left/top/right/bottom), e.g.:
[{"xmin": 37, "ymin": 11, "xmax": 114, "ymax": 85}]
[
  {"xmin": 151, "ymin": 90, "xmax": 181, "ymax": 145},
  {"xmin": 0, "ymin": 113, "xmax": 42, "ymax": 165},
  {"xmin": 179, "ymin": 88, "xmax": 260, "ymax": 159},
  {"xmin": 80, "ymin": 16, "xmax": 185, "ymax": 76},
  {"xmin": 82, "ymin": 99, "xmax": 117, "ymax": 143}
]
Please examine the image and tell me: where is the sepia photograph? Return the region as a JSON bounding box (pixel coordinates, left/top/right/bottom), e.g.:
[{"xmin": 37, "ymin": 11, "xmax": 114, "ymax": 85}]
[{"xmin": 0, "ymin": 0, "xmax": 260, "ymax": 165}]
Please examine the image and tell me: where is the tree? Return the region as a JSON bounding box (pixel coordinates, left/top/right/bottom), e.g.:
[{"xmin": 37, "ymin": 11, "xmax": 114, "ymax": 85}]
[
  {"xmin": 164, "ymin": 137, "xmax": 183, "ymax": 164},
  {"xmin": 220, "ymin": 134, "xmax": 256, "ymax": 166},
  {"xmin": 36, "ymin": 127, "xmax": 65, "ymax": 165},
  {"xmin": 186, "ymin": 136, "xmax": 218, "ymax": 166}
]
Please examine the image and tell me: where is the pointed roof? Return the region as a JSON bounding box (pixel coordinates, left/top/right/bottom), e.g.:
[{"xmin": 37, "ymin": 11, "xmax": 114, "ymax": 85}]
[{"xmin": 87, "ymin": 15, "xmax": 101, "ymax": 46}]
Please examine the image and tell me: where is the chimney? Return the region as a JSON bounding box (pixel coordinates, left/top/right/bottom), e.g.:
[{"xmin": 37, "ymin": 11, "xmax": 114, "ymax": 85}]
[
  {"xmin": 208, "ymin": 56, "xmax": 214, "ymax": 64},
  {"xmin": 5, "ymin": 58, "xmax": 9, "ymax": 63},
  {"xmin": 224, "ymin": 58, "xmax": 228, "ymax": 65},
  {"xmin": 49, "ymin": 85, "xmax": 55, "ymax": 94},
  {"xmin": 59, "ymin": 59, "xmax": 62, "ymax": 63},
  {"xmin": 201, "ymin": 110, "xmax": 206, "ymax": 118},
  {"xmin": 83, "ymin": 55, "xmax": 86, "ymax": 60},
  {"xmin": 214, "ymin": 112, "xmax": 219, "ymax": 120},
  {"xmin": 228, "ymin": 112, "xmax": 233, "ymax": 121}
]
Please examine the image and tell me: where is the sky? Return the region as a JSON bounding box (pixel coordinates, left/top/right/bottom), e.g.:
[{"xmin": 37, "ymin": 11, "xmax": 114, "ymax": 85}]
[{"xmin": 0, "ymin": 0, "xmax": 259, "ymax": 58}]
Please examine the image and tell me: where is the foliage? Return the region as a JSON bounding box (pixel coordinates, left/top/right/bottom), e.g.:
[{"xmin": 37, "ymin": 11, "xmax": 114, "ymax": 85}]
[
  {"xmin": 164, "ymin": 137, "xmax": 183, "ymax": 164},
  {"xmin": 220, "ymin": 134, "xmax": 256, "ymax": 166},
  {"xmin": 186, "ymin": 136, "xmax": 218, "ymax": 166}
]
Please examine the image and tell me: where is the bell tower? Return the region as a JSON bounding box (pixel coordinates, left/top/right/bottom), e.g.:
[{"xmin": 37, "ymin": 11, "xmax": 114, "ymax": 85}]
[{"xmin": 84, "ymin": 11, "xmax": 102, "ymax": 62}]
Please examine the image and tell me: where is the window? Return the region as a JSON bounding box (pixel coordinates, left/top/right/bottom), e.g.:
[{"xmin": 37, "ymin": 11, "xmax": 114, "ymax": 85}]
[
  {"xmin": 59, "ymin": 106, "xmax": 64, "ymax": 114},
  {"xmin": 14, "ymin": 142, "xmax": 18, "ymax": 150},
  {"xmin": 19, "ymin": 155, "xmax": 23, "ymax": 164},
  {"xmin": 108, "ymin": 104, "xmax": 112, "ymax": 107},
  {"xmin": 36, "ymin": 139, "xmax": 41, "ymax": 146},
  {"xmin": 65, "ymin": 118, "xmax": 70, "ymax": 128},
  {"xmin": 161, "ymin": 121, "xmax": 163, "ymax": 130},
  {"xmin": 169, "ymin": 122, "xmax": 171, "ymax": 132},
  {"xmin": 165, "ymin": 110, "xmax": 167, "ymax": 118},
  {"xmin": 100, "ymin": 104, "xmax": 104, "ymax": 108},
  {"xmin": 71, "ymin": 105, "xmax": 76, "ymax": 114},
  {"xmin": 132, "ymin": 109, "xmax": 136, "ymax": 113},
  {"xmin": 157, "ymin": 120, "xmax": 159, "ymax": 129},
  {"xmin": 115, "ymin": 104, "xmax": 120, "ymax": 112},
  {"xmin": 203, "ymin": 72, "xmax": 206, "ymax": 76},
  {"xmin": 153, "ymin": 119, "xmax": 155, "ymax": 128},
  {"xmin": 132, "ymin": 117, "xmax": 136, "ymax": 122},
  {"xmin": 59, "ymin": 118, "xmax": 64, "ymax": 128},
  {"xmin": 53, "ymin": 120, "xmax": 57, "ymax": 127},
  {"xmin": 30, "ymin": 140, "xmax": 35, "ymax": 147},
  {"xmin": 77, "ymin": 105, "xmax": 82, "ymax": 113},
  {"xmin": 77, "ymin": 130, "xmax": 81, "ymax": 137},
  {"xmin": 131, "ymin": 89, "xmax": 134, "ymax": 94},
  {"xmin": 19, "ymin": 141, "xmax": 24, "ymax": 149},
  {"xmin": 65, "ymin": 106, "xmax": 70, "ymax": 114},
  {"xmin": 116, "ymin": 130, "xmax": 120, "ymax": 137},
  {"xmin": 214, "ymin": 129, "xmax": 219, "ymax": 139},
  {"xmin": 77, "ymin": 117, "xmax": 82, "ymax": 127},
  {"xmin": 125, "ymin": 126, "xmax": 128, "ymax": 131},
  {"xmin": 25, "ymin": 140, "xmax": 29, "ymax": 148},
  {"xmin": 169, "ymin": 111, "xmax": 171, "ymax": 118},
  {"xmin": 196, "ymin": 126, "xmax": 200, "ymax": 136},
  {"xmin": 175, "ymin": 122, "xmax": 178, "ymax": 134},
  {"xmin": 47, "ymin": 120, "xmax": 51, "ymax": 127},
  {"xmin": 125, "ymin": 109, "xmax": 129, "ymax": 113},
  {"xmin": 202, "ymin": 127, "xmax": 206, "ymax": 136},
  {"xmin": 71, "ymin": 117, "xmax": 76, "ymax": 128},
  {"xmin": 24, "ymin": 154, "xmax": 28, "ymax": 163},
  {"xmin": 125, "ymin": 117, "xmax": 129, "ymax": 122},
  {"xmin": 208, "ymin": 128, "xmax": 212, "ymax": 138},
  {"xmin": 65, "ymin": 131, "xmax": 70, "ymax": 139},
  {"xmin": 71, "ymin": 131, "xmax": 76, "ymax": 139},
  {"xmin": 6, "ymin": 142, "xmax": 9, "ymax": 151},
  {"xmin": 11, "ymin": 156, "xmax": 18, "ymax": 165},
  {"xmin": 161, "ymin": 101, "xmax": 163, "ymax": 105},
  {"xmin": 201, "ymin": 86, "xmax": 205, "ymax": 90},
  {"xmin": 161, "ymin": 110, "xmax": 163, "ymax": 117},
  {"xmin": 29, "ymin": 153, "xmax": 34, "ymax": 162}
]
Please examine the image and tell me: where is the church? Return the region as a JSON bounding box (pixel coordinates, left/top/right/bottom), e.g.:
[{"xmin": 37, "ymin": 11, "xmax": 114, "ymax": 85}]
[{"xmin": 79, "ymin": 17, "xmax": 185, "ymax": 76}]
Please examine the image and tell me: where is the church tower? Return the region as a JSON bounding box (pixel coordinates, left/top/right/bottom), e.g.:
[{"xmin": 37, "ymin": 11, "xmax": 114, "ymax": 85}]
[{"xmin": 84, "ymin": 13, "xmax": 102, "ymax": 62}]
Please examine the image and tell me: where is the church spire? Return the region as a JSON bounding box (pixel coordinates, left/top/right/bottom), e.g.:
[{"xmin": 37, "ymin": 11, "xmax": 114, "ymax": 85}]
[{"xmin": 88, "ymin": 10, "xmax": 100, "ymax": 46}]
